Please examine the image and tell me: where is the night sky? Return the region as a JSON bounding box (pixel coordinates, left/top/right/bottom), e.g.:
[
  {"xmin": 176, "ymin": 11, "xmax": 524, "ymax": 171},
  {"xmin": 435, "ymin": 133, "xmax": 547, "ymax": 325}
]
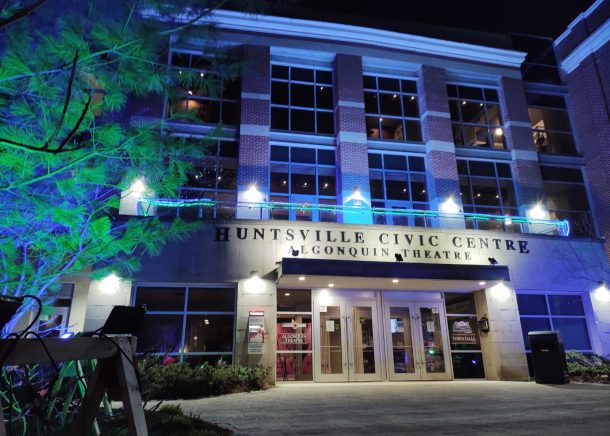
[{"xmin": 296, "ymin": 0, "xmax": 596, "ymax": 38}]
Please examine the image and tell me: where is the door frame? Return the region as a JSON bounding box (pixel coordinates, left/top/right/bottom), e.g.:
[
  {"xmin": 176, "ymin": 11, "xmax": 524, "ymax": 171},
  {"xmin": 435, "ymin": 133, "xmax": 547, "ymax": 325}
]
[{"xmin": 312, "ymin": 290, "xmax": 383, "ymax": 382}]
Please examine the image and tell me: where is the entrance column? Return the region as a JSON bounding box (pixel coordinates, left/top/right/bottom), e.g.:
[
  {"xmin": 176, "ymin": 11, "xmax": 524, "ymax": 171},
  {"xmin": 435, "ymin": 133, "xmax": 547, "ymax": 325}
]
[
  {"xmin": 474, "ymin": 285, "xmax": 529, "ymax": 380},
  {"xmin": 417, "ymin": 66, "xmax": 464, "ymax": 229}
]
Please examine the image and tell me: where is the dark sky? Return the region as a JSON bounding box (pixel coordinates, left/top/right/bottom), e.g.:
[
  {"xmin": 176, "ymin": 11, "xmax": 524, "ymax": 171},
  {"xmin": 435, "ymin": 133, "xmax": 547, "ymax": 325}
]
[{"xmin": 296, "ymin": 0, "xmax": 596, "ymax": 38}]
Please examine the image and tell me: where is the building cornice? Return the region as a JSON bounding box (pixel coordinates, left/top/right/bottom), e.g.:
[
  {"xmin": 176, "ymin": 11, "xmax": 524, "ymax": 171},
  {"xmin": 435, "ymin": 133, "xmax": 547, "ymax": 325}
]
[
  {"xmin": 555, "ymin": 0, "xmax": 604, "ymax": 45},
  {"xmin": 148, "ymin": 9, "xmax": 527, "ymax": 68},
  {"xmin": 557, "ymin": 17, "xmax": 610, "ymax": 74}
]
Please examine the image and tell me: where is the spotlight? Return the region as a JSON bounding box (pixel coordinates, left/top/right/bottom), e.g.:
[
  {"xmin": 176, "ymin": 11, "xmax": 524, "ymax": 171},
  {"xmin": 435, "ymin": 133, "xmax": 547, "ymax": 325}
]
[
  {"xmin": 298, "ymin": 276, "xmax": 306, "ymax": 281},
  {"xmin": 392, "ymin": 279, "xmax": 399, "ymax": 283},
  {"xmin": 395, "ymin": 253, "xmax": 404, "ymax": 262},
  {"xmin": 488, "ymin": 257, "xmax": 498, "ymax": 266}
]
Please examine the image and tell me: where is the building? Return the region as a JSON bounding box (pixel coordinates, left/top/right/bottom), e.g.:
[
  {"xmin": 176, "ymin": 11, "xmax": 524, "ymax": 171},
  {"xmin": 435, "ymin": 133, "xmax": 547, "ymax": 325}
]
[{"xmin": 58, "ymin": 0, "xmax": 610, "ymax": 382}]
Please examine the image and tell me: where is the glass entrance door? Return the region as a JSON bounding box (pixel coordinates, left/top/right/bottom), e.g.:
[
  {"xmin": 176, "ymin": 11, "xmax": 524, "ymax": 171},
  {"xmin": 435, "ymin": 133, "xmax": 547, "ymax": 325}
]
[
  {"xmin": 383, "ymin": 301, "xmax": 452, "ymax": 381},
  {"xmin": 314, "ymin": 299, "xmax": 382, "ymax": 382}
]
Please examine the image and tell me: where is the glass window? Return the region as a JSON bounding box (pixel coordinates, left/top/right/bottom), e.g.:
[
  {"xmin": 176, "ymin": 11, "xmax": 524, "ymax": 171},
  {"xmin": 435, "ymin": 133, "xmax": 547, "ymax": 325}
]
[
  {"xmin": 167, "ymin": 51, "xmax": 240, "ymax": 126},
  {"xmin": 134, "ymin": 285, "xmax": 235, "ymax": 362},
  {"xmin": 271, "ymin": 65, "xmax": 334, "ymax": 134},
  {"xmin": 364, "ymin": 75, "xmax": 422, "ymax": 143},
  {"xmin": 526, "ymin": 92, "xmax": 576, "ymax": 155},
  {"xmin": 458, "ymin": 159, "xmax": 519, "ymax": 232},
  {"xmin": 445, "ymin": 293, "xmax": 477, "ymax": 314},
  {"xmin": 541, "ymin": 165, "xmax": 594, "ymax": 237},
  {"xmin": 518, "ymin": 293, "xmax": 592, "ymax": 353},
  {"xmin": 171, "ymin": 139, "xmax": 238, "ymax": 222},
  {"xmin": 270, "ymin": 145, "xmax": 337, "ymax": 222},
  {"xmin": 447, "ymin": 84, "xmax": 506, "ymax": 149},
  {"xmin": 368, "ymin": 152, "xmax": 429, "ymax": 227}
]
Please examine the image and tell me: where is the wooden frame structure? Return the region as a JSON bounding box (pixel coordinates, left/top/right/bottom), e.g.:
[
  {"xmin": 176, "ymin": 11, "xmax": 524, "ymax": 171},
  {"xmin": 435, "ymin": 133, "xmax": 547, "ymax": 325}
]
[{"xmin": 0, "ymin": 336, "xmax": 147, "ymax": 435}]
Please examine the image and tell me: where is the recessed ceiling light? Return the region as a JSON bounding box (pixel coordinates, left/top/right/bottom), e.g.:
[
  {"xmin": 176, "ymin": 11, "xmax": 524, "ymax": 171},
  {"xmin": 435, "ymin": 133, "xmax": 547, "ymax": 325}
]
[
  {"xmin": 392, "ymin": 279, "xmax": 399, "ymax": 283},
  {"xmin": 328, "ymin": 283, "xmax": 334, "ymax": 287},
  {"xmin": 479, "ymin": 281, "xmax": 486, "ymax": 286},
  {"xmin": 298, "ymin": 276, "xmax": 306, "ymax": 281},
  {"xmin": 284, "ymin": 292, "xmax": 291, "ymax": 296}
]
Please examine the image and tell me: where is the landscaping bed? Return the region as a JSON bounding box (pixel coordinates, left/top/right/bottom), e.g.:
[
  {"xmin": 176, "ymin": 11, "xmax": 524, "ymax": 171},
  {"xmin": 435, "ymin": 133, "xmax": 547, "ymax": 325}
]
[{"xmin": 567, "ymin": 351, "xmax": 610, "ymax": 384}]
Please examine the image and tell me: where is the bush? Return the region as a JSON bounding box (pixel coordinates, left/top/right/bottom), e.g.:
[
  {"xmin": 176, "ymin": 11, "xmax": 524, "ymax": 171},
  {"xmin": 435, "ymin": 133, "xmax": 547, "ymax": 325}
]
[
  {"xmin": 138, "ymin": 358, "xmax": 271, "ymax": 400},
  {"xmin": 566, "ymin": 351, "xmax": 610, "ymax": 383}
]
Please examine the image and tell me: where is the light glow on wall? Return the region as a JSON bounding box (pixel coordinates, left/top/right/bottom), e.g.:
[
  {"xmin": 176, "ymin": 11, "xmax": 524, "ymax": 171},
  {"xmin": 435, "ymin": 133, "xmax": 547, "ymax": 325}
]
[
  {"xmin": 244, "ymin": 185, "xmax": 263, "ymax": 203},
  {"xmin": 528, "ymin": 203, "xmax": 548, "ymax": 220},
  {"xmin": 130, "ymin": 178, "xmax": 147, "ymax": 194},
  {"xmin": 439, "ymin": 197, "xmax": 460, "ymax": 214},
  {"xmin": 489, "ymin": 282, "xmax": 511, "ymax": 300},
  {"xmin": 344, "ymin": 188, "xmax": 370, "ymax": 207},
  {"xmin": 245, "ymin": 272, "xmax": 264, "ymax": 294},
  {"xmin": 100, "ymin": 273, "xmax": 121, "ymax": 295},
  {"xmin": 593, "ymin": 282, "xmax": 610, "ymax": 303}
]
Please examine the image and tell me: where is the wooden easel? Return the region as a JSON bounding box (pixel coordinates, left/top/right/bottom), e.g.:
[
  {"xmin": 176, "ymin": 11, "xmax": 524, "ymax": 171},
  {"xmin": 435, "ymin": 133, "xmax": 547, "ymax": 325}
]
[{"xmin": 0, "ymin": 336, "xmax": 147, "ymax": 435}]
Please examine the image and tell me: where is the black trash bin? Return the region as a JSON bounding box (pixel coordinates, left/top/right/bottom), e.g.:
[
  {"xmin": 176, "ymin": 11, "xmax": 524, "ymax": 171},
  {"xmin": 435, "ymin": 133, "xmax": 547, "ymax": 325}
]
[{"xmin": 528, "ymin": 331, "xmax": 569, "ymax": 384}]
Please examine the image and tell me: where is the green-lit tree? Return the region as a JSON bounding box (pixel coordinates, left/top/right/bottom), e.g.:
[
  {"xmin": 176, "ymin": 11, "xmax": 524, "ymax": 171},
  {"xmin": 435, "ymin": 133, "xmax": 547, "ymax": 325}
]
[{"xmin": 0, "ymin": 0, "xmax": 260, "ymax": 332}]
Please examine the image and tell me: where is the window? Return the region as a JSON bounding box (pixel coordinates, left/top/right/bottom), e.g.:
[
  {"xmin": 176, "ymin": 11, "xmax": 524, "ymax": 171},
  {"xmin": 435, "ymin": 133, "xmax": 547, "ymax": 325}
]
[
  {"xmin": 541, "ymin": 166, "xmax": 594, "ymax": 237},
  {"xmin": 527, "ymin": 92, "xmax": 577, "ymax": 155},
  {"xmin": 517, "ymin": 293, "xmax": 592, "ymax": 376},
  {"xmin": 271, "ymin": 65, "xmax": 334, "ymax": 134},
  {"xmin": 167, "ymin": 51, "xmax": 240, "ymax": 125},
  {"xmin": 269, "ymin": 144, "xmax": 337, "ymax": 222},
  {"xmin": 134, "ymin": 285, "xmax": 235, "ymax": 364},
  {"xmin": 368, "ymin": 152, "xmax": 429, "ymax": 227},
  {"xmin": 364, "ymin": 76, "xmax": 422, "ymax": 142},
  {"xmin": 444, "ymin": 293, "xmax": 485, "ymax": 379},
  {"xmin": 158, "ymin": 139, "xmax": 237, "ymax": 222},
  {"xmin": 277, "ymin": 290, "xmax": 313, "ymax": 381},
  {"xmin": 458, "ymin": 159, "xmax": 519, "ymax": 231},
  {"xmin": 448, "ymin": 85, "xmax": 505, "ymax": 149},
  {"xmin": 510, "ymin": 34, "xmax": 562, "ymax": 85}
]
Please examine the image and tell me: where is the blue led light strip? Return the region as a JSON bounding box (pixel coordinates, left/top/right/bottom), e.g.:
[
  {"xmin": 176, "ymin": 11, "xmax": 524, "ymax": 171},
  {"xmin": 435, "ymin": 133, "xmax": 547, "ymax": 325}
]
[{"xmin": 138, "ymin": 198, "xmax": 570, "ymax": 236}]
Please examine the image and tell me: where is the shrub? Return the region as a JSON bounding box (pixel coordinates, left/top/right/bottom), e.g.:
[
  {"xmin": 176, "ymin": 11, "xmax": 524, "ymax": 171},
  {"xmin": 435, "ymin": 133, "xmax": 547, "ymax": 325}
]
[
  {"xmin": 138, "ymin": 358, "xmax": 271, "ymax": 400},
  {"xmin": 566, "ymin": 351, "xmax": 610, "ymax": 383}
]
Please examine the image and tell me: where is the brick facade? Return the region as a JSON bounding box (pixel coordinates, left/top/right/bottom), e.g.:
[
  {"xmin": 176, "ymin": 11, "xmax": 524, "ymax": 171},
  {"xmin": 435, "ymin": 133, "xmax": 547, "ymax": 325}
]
[
  {"xmin": 236, "ymin": 45, "xmax": 271, "ymax": 219},
  {"xmin": 333, "ymin": 54, "xmax": 372, "ymax": 224},
  {"xmin": 417, "ymin": 65, "xmax": 464, "ymax": 228}
]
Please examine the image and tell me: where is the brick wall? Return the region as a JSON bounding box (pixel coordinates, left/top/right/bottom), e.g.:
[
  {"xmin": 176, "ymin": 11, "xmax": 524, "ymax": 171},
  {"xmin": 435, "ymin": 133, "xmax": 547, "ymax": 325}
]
[
  {"xmin": 498, "ymin": 77, "xmax": 545, "ymax": 213},
  {"xmin": 236, "ymin": 45, "xmax": 271, "ymax": 219},
  {"xmin": 333, "ymin": 54, "xmax": 372, "ymax": 224},
  {"xmin": 417, "ymin": 66, "xmax": 463, "ymax": 228}
]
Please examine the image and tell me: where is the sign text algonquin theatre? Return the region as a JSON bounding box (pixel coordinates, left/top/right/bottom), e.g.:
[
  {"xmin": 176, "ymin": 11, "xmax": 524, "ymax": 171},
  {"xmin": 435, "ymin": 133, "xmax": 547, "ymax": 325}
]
[{"xmin": 214, "ymin": 224, "xmax": 531, "ymax": 264}]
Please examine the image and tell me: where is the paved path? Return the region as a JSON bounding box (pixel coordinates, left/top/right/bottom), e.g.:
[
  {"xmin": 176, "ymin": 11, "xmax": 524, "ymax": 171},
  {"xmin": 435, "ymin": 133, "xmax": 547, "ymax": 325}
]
[{"xmin": 172, "ymin": 381, "xmax": 610, "ymax": 435}]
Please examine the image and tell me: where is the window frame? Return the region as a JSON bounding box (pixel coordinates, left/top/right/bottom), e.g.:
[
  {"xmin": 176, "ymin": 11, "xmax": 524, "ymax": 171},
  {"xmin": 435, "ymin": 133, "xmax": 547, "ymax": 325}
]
[
  {"xmin": 457, "ymin": 158, "xmax": 519, "ymax": 232},
  {"xmin": 270, "ymin": 64, "xmax": 334, "ymax": 135},
  {"xmin": 269, "ymin": 143, "xmax": 338, "ymax": 222},
  {"xmin": 166, "ymin": 50, "xmax": 240, "ymax": 126},
  {"xmin": 517, "ymin": 291, "xmax": 593, "ymax": 353},
  {"xmin": 447, "ymin": 84, "xmax": 505, "ymax": 149},
  {"xmin": 132, "ymin": 283, "xmax": 237, "ymax": 363},
  {"xmin": 364, "ymin": 74, "xmax": 422, "ymax": 143},
  {"xmin": 526, "ymin": 91, "xmax": 577, "ymax": 155}
]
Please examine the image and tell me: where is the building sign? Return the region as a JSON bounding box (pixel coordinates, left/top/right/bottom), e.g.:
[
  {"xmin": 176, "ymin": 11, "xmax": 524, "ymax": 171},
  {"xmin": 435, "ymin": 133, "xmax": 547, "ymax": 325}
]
[
  {"xmin": 448, "ymin": 316, "xmax": 480, "ymax": 347},
  {"xmin": 214, "ymin": 223, "xmax": 531, "ymax": 265},
  {"xmin": 248, "ymin": 311, "xmax": 265, "ymax": 355},
  {"xmin": 281, "ymin": 333, "xmax": 307, "ymax": 345}
]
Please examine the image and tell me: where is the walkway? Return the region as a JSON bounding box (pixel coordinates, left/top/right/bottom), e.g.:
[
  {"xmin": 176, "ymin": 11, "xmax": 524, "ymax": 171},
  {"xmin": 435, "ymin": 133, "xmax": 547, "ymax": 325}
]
[{"xmin": 173, "ymin": 381, "xmax": 610, "ymax": 435}]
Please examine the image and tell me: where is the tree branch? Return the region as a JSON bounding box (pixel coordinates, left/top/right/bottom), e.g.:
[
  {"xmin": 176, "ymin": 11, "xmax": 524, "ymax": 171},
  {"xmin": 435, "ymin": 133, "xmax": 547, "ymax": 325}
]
[{"xmin": 0, "ymin": 0, "xmax": 46, "ymax": 28}]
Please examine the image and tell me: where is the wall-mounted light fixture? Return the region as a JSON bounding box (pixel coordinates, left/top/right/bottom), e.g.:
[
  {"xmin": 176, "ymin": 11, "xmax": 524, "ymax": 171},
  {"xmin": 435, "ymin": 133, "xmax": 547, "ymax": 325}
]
[
  {"xmin": 344, "ymin": 187, "xmax": 369, "ymax": 207},
  {"xmin": 528, "ymin": 203, "xmax": 548, "ymax": 220},
  {"xmin": 245, "ymin": 271, "xmax": 264, "ymax": 294},
  {"xmin": 100, "ymin": 273, "xmax": 121, "ymax": 295},
  {"xmin": 244, "ymin": 185, "xmax": 263, "ymax": 203}
]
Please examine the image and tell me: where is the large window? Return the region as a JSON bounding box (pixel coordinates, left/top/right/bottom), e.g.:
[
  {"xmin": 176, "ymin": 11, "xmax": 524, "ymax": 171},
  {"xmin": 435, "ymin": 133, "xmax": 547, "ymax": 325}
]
[
  {"xmin": 510, "ymin": 34, "xmax": 562, "ymax": 85},
  {"xmin": 269, "ymin": 144, "xmax": 337, "ymax": 222},
  {"xmin": 364, "ymin": 76, "xmax": 422, "ymax": 142},
  {"xmin": 276, "ymin": 290, "xmax": 313, "ymax": 381},
  {"xmin": 368, "ymin": 152, "xmax": 429, "ymax": 227},
  {"xmin": 448, "ymin": 85, "xmax": 505, "ymax": 149},
  {"xmin": 458, "ymin": 159, "xmax": 519, "ymax": 231},
  {"xmin": 444, "ymin": 293, "xmax": 485, "ymax": 379},
  {"xmin": 541, "ymin": 166, "xmax": 594, "ymax": 237},
  {"xmin": 271, "ymin": 65, "xmax": 334, "ymax": 134},
  {"xmin": 167, "ymin": 51, "xmax": 240, "ymax": 125},
  {"xmin": 527, "ymin": 92, "xmax": 577, "ymax": 155},
  {"xmin": 159, "ymin": 139, "xmax": 237, "ymax": 221},
  {"xmin": 517, "ymin": 293, "xmax": 592, "ymax": 376},
  {"xmin": 134, "ymin": 285, "xmax": 236, "ymax": 365}
]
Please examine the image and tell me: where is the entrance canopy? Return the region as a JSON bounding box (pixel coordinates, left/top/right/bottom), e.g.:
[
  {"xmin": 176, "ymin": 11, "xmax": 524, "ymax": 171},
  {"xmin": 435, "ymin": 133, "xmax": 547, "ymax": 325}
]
[{"xmin": 277, "ymin": 258, "xmax": 510, "ymax": 291}]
